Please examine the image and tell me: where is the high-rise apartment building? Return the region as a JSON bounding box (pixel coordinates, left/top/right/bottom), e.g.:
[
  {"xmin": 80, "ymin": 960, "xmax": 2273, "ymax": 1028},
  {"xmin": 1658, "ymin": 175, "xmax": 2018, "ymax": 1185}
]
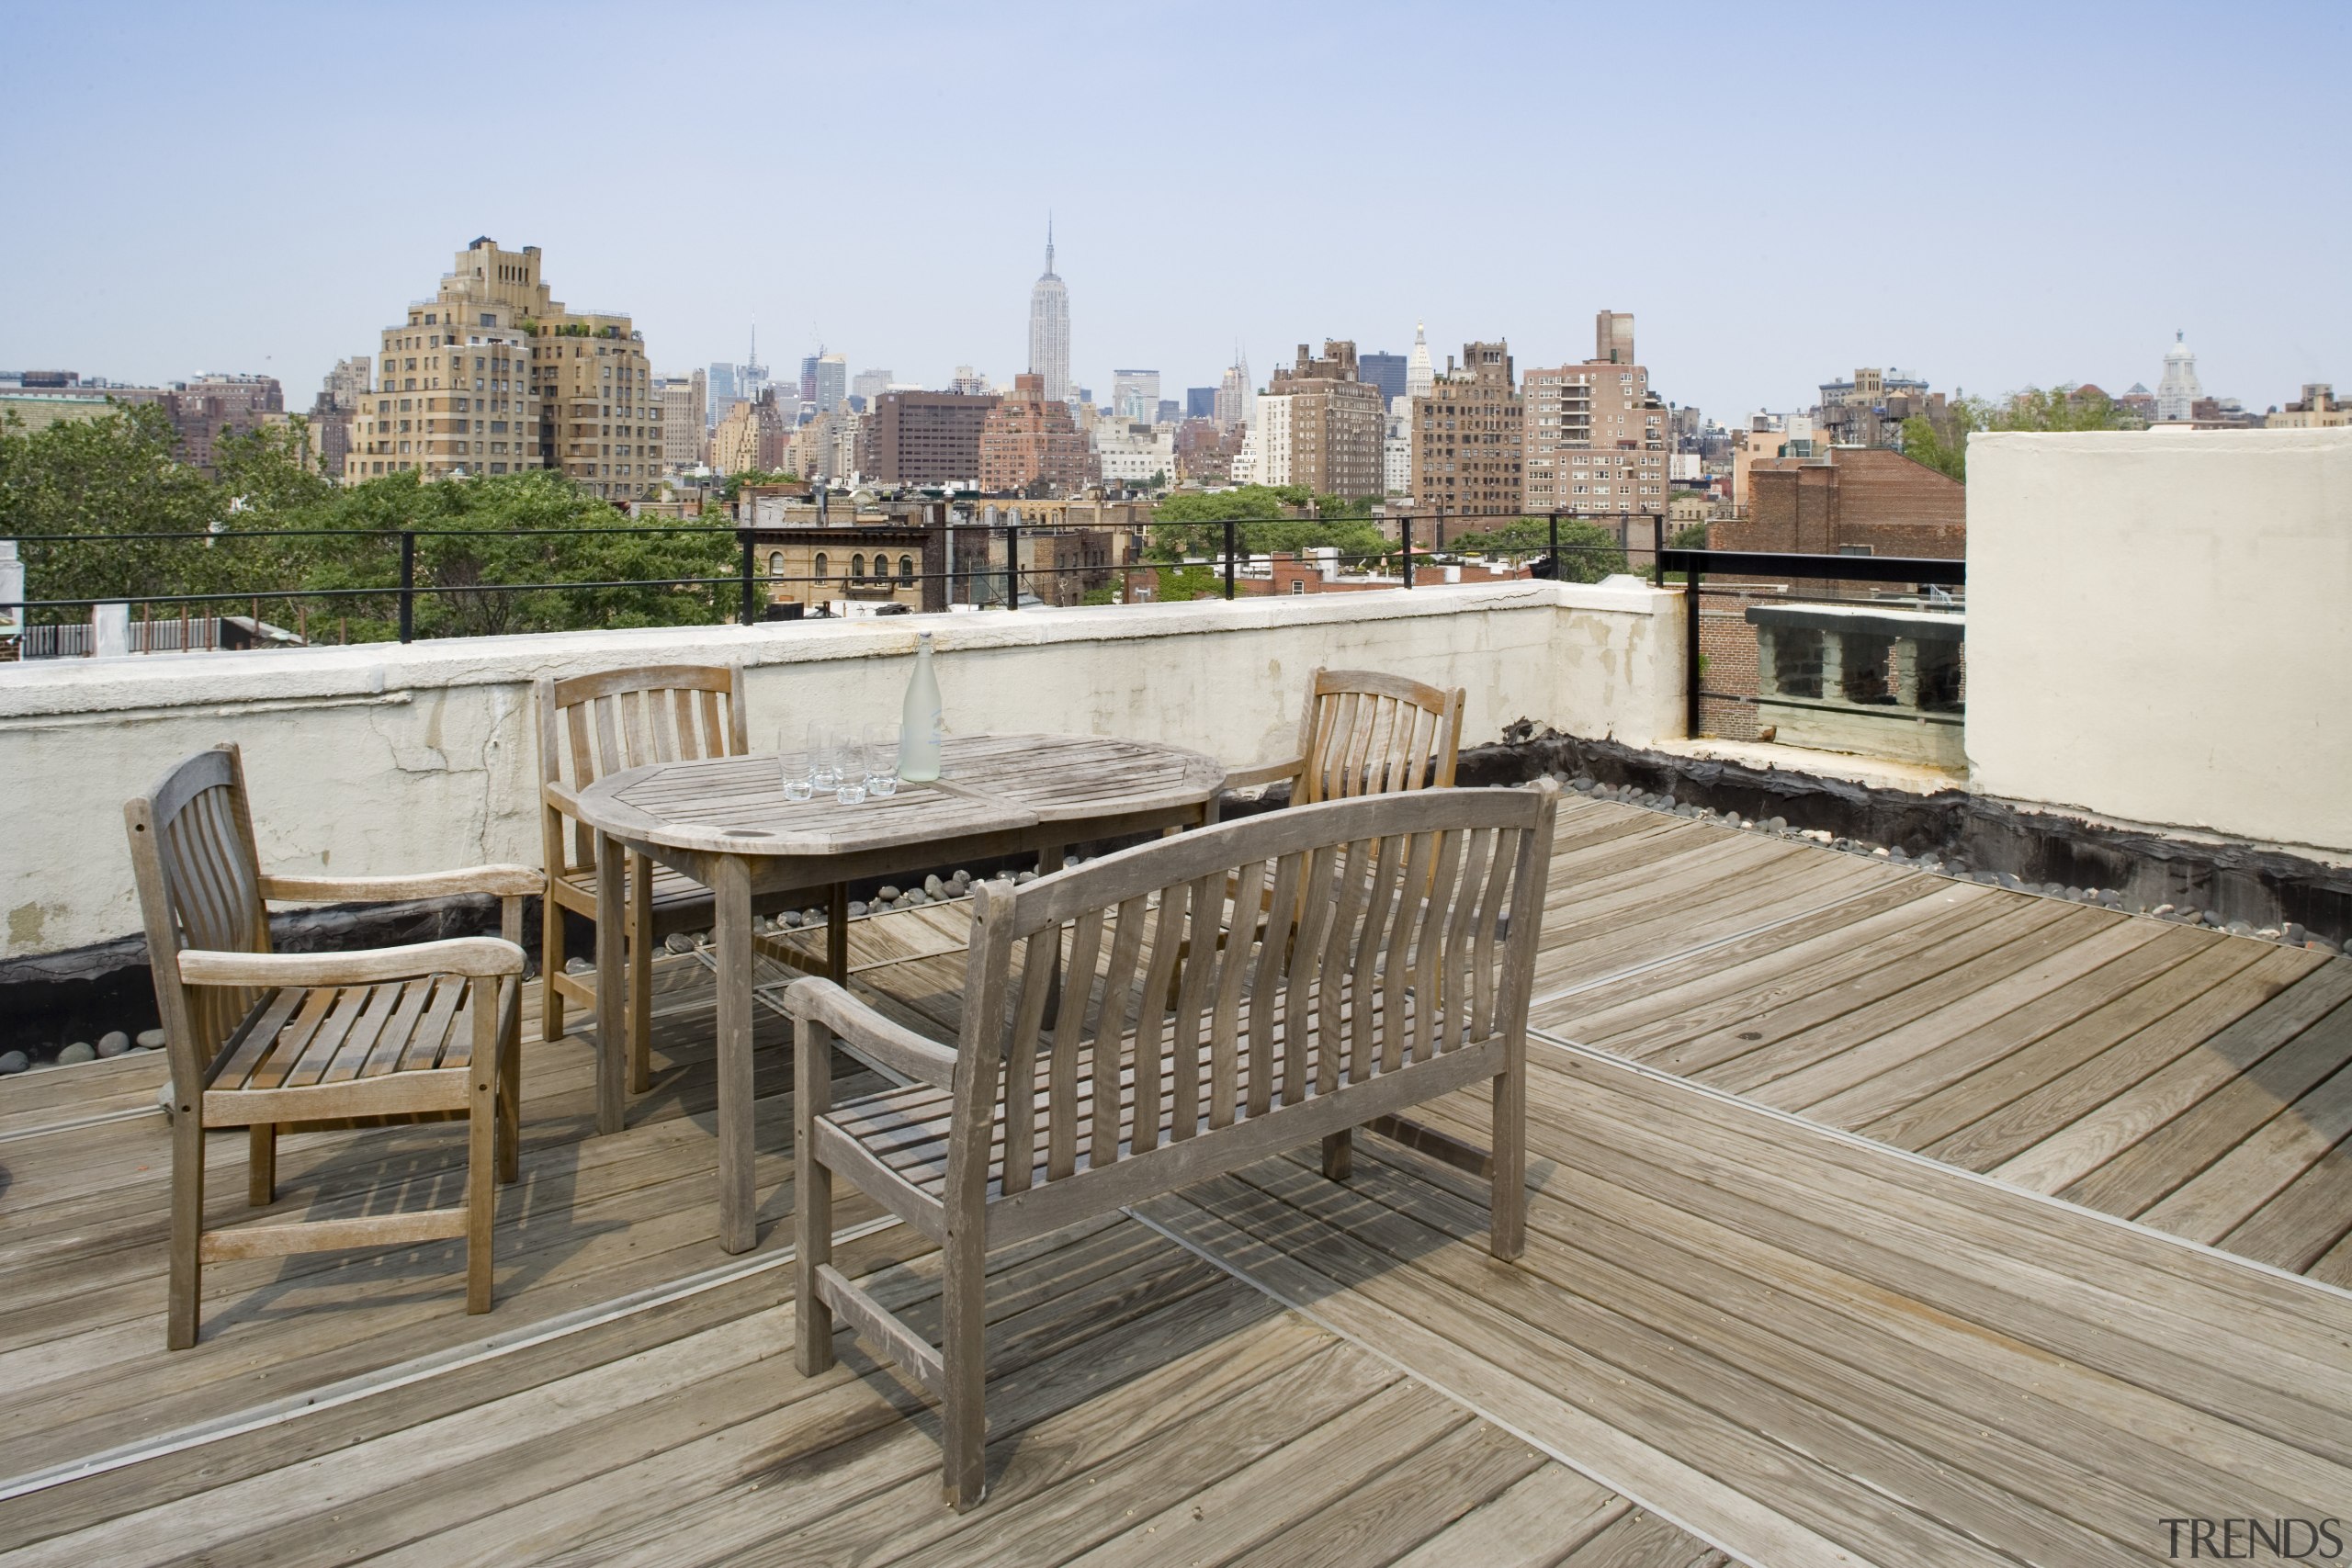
[
  {"xmin": 979, "ymin": 372, "xmax": 1092, "ymax": 495},
  {"xmin": 1267, "ymin": 341, "xmax": 1385, "ymax": 501},
  {"xmin": 1411, "ymin": 340, "xmax": 1522, "ymax": 530},
  {"xmin": 851, "ymin": 367, "xmax": 893, "ymax": 411},
  {"xmin": 707, "ymin": 362, "xmax": 739, "ymax": 423},
  {"xmin": 167, "ymin": 374, "xmax": 285, "ymax": 476},
  {"xmin": 657, "ymin": 370, "xmax": 707, "ymax": 472},
  {"xmin": 949, "ymin": 366, "xmax": 989, "ymax": 396},
  {"xmin": 1521, "ymin": 312, "xmax": 1667, "ymax": 520},
  {"xmin": 1111, "ymin": 369, "xmax": 1159, "ymax": 425},
  {"xmin": 307, "ymin": 357, "xmax": 371, "ymax": 478},
  {"xmin": 1185, "ymin": 387, "xmax": 1216, "ymax": 421},
  {"xmin": 1252, "ymin": 392, "xmax": 1294, "ymax": 487},
  {"xmin": 345, "ymin": 238, "xmax": 545, "ymax": 484},
  {"xmin": 1027, "ymin": 223, "xmax": 1071, "ymax": 403},
  {"xmin": 863, "ymin": 390, "xmax": 1000, "ymax": 486}
]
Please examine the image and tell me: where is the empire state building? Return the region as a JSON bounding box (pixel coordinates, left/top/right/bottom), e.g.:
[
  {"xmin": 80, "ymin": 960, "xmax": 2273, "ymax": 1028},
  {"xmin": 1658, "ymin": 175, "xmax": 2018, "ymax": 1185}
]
[{"xmin": 1027, "ymin": 221, "xmax": 1070, "ymax": 404}]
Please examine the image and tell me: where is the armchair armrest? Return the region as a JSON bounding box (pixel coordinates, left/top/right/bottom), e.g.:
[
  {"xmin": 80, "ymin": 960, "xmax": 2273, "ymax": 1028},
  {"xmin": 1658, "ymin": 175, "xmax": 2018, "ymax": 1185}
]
[
  {"xmin": 542, "ymin": 780, "xmax": 582, "ymax": 815},
  {"xmin": 1223, "ymin": 756, "xmax": 1306, "ymax": 792},
  {"xmin": 179, "ymin": 937, "xmax": 526, "ymax": 987},
  {"xmin": 785, "ymin": 976, "xmax": 958, "ymax": 1090},
  {"xmin": 259, "ymin": 865, "xmax": 544, "ymax": 904}
]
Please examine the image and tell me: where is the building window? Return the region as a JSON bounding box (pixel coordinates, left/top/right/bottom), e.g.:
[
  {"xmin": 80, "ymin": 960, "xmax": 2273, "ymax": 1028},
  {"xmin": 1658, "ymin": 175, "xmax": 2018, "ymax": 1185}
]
[
  {"xmin": 899, "ymin": 555, "xmax": 914, "ymax": 585},
  {"xmin": 813, "ymin": 552, "xmax": 829, "ymax": 580},
  {"xmin": 852, "ymin": 554, "xmax": 866, "ymax": 580},
  {"xmin": 1289, "ymin": 580, "xmax": 1306, "ymax": 596},
  {"xmin": 768, "ymin": 551, "xmax": 785, "ymax": 574}
]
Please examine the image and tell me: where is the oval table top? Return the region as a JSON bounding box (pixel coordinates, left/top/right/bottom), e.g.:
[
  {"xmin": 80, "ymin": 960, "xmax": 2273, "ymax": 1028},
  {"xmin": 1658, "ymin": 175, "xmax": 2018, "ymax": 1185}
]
[{"xmin": 570, "ymin": 732, "xmax": 1227, "ymax": 860}]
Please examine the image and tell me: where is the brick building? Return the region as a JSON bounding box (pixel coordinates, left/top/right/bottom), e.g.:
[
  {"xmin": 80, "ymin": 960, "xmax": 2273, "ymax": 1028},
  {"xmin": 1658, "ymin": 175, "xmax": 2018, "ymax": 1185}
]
[
  {"xmin": 978, "ymin": 373, "xmax": 1093, "ymax": 496},
  {"xmin": 1715, "ymin": 446, "xmax": 1964, "ymax": 558},
  {"xmin": 166, "ymin": 375, "xmax": 285, "ymax": 475},
  {"xmin": 1412, "ymin": 340, "xmax": 1522, "ymax": 538},
  {"xmin": 1521, "ymin": 312, "xmax": 1667, "ymax": 522},
  {"xmin": 861, "ymin": 390, "xmax": 1000, "ymax": 486},
  {"xmin": 1267, "ymin": 341, "xmax": 1386, "ymax": 501},
  {"xmin": 1172, "ymin": 417, "xmax": 1245, "ymax": 486}
]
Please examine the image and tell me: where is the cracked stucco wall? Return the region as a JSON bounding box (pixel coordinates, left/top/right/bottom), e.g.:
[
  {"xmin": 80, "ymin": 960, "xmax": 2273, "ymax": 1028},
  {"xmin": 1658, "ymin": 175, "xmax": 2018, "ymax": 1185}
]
[{"xmin": 0, "ymin": 579, "xmax": 1685, "ymax": 958}]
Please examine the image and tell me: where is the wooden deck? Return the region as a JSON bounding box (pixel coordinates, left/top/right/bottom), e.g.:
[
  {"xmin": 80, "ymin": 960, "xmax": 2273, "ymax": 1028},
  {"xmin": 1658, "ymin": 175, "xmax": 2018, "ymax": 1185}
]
[
  {"xmin": 1523, "ymin": 797, "xmax": 2352, "ymax": 1284},
  {"xmin": 3, "ymin": 794, "xmax": 2348, "ymax": 1564}
]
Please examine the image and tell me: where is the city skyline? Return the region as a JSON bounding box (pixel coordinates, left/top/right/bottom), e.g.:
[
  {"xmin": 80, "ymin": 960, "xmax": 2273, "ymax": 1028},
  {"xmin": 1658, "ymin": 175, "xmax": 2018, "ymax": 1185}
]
[{"xmin": 1, "ymin": 3, "xmax": 2344, "ymax": 420}]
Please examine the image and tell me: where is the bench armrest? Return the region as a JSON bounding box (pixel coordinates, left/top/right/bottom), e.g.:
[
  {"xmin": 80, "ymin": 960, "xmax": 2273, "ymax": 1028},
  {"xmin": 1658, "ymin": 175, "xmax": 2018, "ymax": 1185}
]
[
  {"xmin": 785, "ymin": 977, "xmax": 959, "ymax": 1090},
  {"xmin": 1223, "ymin": 755, "xmax": 1305, "ymax": 792},
  {"xmin": 260, "ymin": 865, "xmax": 543, "ymax": 904},
  {"xmin": 179, "ymin": 937, "xmax": 526, "ymax": 987}
]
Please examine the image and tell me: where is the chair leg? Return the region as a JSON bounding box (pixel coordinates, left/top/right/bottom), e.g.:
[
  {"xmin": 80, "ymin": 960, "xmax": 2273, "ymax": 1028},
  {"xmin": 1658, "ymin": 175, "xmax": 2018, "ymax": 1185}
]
[
  {"xmin": 466, "ymin": 1053, "xmax": 498, "ymax": 1314},
  {"xmin": 498, "ymin": 997, "xmax": 522, "ymax": 1186},
  {"xmin": 541, "ymin": 890, "xmax": 566, "ymax": 1044},
  {"xmin": 247, "ymin": 1123, "xmax": 276, "ymax": 1206},
  {"xmin": 940, "ymin": 1224, "xmax": 988, "ymax": 1512},
  {"xmin": 628, "ymin": 853, "xmax": 654, "ymax": 1095},
  {"xmin": 167, "ymin": 1113, "xmax": 205, "ymax": 1350},
  {"xmin": 1321, "ymin": 1128, "xmax": 1353, "ymax": 1180},
  {"xmin": 1490, "ymin": 1066, "xmax": 1525, "ymax": 1262},
  {"xmin": 795, "ymin": 1023, "xmax": 835, "ymax": 1377}
]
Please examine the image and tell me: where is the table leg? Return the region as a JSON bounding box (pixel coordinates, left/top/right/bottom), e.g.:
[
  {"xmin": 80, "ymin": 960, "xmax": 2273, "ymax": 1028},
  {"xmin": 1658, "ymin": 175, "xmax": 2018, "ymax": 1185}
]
[
  {"xmin": 714, "ymin": 852, "xmax": 756, "ymax": 1255},
  {"xmin": 594, "ymin": 833, "xmax": 627, "ymax": 1136},
  {"xmin": 827, "ymin": 883, "xmax": 849, "ymax": 985}
]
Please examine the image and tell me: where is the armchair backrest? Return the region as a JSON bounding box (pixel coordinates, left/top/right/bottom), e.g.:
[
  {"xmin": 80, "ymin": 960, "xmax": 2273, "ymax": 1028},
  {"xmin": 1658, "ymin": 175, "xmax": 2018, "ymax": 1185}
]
[
  {"xmin": 949, "ymin": 784, "xmax": 1557, "ymax": 1206},
  {"xmin": 123, "ymin": 744, "xmax": 270, "ymax": 1096},
  {"xmin": 534, "ymin": 662, "xmax": 749, "ymax": 876},
  {"xmin": 1292, "ymin": 668, "xmax": 1465, "ymax": 805}
]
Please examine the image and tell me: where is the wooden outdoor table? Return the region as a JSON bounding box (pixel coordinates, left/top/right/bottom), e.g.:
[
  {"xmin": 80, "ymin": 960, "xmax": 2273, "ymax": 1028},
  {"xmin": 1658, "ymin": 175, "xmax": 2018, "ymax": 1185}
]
[{"xmin": 569, "ymin": 732, "xmax": 1226, "ymax": 1253}]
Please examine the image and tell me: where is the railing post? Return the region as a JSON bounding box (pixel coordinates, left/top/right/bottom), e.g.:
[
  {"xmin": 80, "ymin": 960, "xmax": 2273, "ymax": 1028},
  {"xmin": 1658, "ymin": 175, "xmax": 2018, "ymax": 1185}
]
[
  {"xmin": 1222, "ymin": 518, "xmax": 1237, "ymax": 601},
  {"xmin": 1684, "ymin": 558, "xmax": 1702, "ymax": 739},
  {"xmin": 1004, "ymin": 519, "xmax": 1020, "ymax": 611},
  {"xmin": 739, "ymin": 526, "xmax": 756, "ymax": 625},
  {"xmin": 1400, "ymin": 515, "xmax": 1414, "ymax": 589},
  {"xmin": 1548, "ymin": 513, "xmax": 1560, "ymax": 581},
  {"xmin": 1652, "ymin": 511, "xmax": 1666, "ymax": 588},
  {"xmin": 397, "ymin": 530, "xmax": 415, "ymax": 643}
]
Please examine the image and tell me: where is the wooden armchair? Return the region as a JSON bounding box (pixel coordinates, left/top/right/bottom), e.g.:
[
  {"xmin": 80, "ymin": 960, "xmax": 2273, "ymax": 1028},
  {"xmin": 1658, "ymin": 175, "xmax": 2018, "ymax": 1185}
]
[
  {"xmin": 1227, "ymin": 668, "xmax": 1466, "ymax": 804},
  {"xmin": 535, "ymin": 664, "xmax": 751, "ymax": 1090},
  {"xmin": 124, "ymin": 744, "xmax": 537, "ymax": 1349},
  {"xmin": 789, "ymin": 784, "xmax": 1559, "ymax": 1507}
]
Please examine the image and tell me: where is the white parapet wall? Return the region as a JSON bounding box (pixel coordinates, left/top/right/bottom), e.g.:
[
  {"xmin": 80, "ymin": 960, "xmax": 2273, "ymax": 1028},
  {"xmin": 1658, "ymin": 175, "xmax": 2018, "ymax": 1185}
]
[
  {"xmin": 0, "ymin": 579, "xmax": 1685, "ymax": 958},
  {"xmin": 1968, "ymin": 427, "xmax": 2352, "ymax": 859}
]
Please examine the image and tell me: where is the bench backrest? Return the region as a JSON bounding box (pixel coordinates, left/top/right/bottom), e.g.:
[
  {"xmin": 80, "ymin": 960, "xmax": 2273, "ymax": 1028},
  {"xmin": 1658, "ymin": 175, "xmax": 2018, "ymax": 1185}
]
[
  {"xmin": 123, "ymin": 743, "xmax": 270, "ymax": 1098},
  {"xmin": 534, "ymin": 663, "xmax": 749, "ymax": 876},
  {"xmin": 1293, "ymin": 668, "xmax": 1465, "ymax": 805},
  {"xmin": 950, "ymin": 785, "xmax": 1557, "ymax": 1205}
]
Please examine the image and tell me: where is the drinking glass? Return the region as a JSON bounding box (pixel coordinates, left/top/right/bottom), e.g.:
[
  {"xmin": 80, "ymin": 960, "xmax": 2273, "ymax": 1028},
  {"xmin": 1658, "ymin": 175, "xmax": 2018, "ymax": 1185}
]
[
  {"xmin": 864, "ymin": 723, "xmax": 900, "ymax": 797},
  {"xmin": 809, "ymin": 722, "xmax": 841, "ymax": 792},
  {"xmin": 833, "ymin": 730, "xmax": 868, "ymax": 805},
  {"xmin": 777, "ymin": 727, "xmax": 814, "ymax": 803}
]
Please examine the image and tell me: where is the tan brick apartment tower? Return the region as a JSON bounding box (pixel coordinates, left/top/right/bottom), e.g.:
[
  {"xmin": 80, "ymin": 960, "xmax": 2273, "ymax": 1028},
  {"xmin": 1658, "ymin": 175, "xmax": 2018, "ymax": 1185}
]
[
  {"xmin": 1268, "ymin": 341, "xmax": 1386, "ymax": 501},
  {"xmin": 1410, "ymin": 340, "xmax": 1522, "ymax": 538},
  {"xmin": 978, "ymin": 373, "xmax": 1093, "ymax": 495},
  {"xmin": 345, "ymin": 238, "xmax": 658, "ymax": 500},
  {"xmin": 1521, "ymin": 310, "xmax": 1668, "ymax": 521}
]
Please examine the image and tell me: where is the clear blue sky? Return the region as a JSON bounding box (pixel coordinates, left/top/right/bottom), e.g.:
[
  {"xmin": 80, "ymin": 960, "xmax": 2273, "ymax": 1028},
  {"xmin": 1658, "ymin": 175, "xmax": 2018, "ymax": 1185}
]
[{"xmin": 3, "ymin": 1, "xmax": 2344, "ymax": 420}]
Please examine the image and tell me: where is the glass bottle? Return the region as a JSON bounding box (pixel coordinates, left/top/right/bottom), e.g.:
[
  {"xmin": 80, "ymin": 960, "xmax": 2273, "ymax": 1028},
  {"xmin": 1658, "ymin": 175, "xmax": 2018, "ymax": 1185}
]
[{"xmin": 899, "ymin": 631, "xmax": 944, "ymax": 782}]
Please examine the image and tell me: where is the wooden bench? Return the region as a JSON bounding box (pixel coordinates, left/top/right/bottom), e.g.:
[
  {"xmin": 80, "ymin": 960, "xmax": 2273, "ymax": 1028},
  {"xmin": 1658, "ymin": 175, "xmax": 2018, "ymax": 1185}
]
[{"xmin": 786, "ymin": 782, "xmax": 1560, "ymax": 1508}]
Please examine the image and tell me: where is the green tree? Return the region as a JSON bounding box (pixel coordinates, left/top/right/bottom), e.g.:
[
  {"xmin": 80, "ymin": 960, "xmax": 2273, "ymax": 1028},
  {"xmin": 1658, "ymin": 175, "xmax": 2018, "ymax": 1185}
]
[
  {"xmin": 1668, "ymin": 522, "xmax": 1711, "ymax": 550},
  {"xmin": 1442, "ymin": 516, "xmax": 1628, "ymax": 583},
  {"xmin": 1899, "ymin": 385, "xmax": 2132, "ymax": 483},
  {"xmin": 0, "ymin": 404, "xmax": 233, "ymax": 622},
  {"xmin": 722, "ymin": 468, "xmax": 797, "ymax": 502},
  {"xmin": 1152, "ymin": 562, "xmax": 1224, "ymax": 602}
]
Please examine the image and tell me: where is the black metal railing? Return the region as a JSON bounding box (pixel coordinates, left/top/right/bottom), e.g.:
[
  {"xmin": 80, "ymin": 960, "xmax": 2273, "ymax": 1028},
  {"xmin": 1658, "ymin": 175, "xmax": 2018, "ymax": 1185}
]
[
  {"xmin": 2, "ymin": 509, "xmax": 1674, "ymax": 649},
  {"xmin": 1657, "ymin": 547, "xmax": 1968, "ymax": 742}
]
